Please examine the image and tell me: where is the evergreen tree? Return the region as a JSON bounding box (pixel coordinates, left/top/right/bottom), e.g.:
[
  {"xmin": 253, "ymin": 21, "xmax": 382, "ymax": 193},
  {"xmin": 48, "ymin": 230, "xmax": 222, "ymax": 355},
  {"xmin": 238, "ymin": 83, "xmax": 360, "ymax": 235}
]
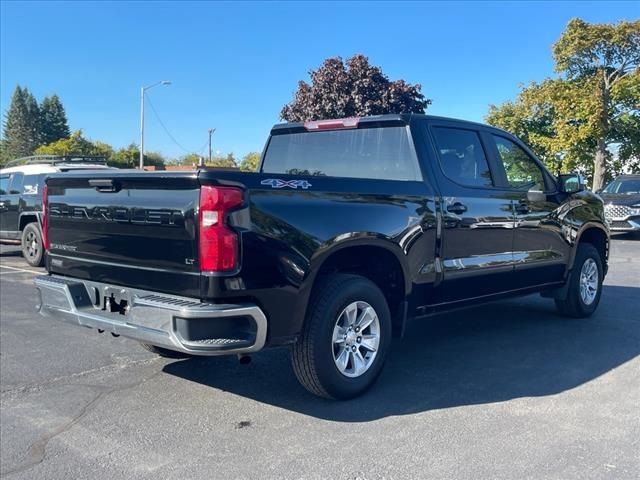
[
  {"xmin": 0, "ymin": 140, "xmax": 11, "ymax": 168},
  {"xmin": 24, "ymin": 90, "xmax": 41, "ymax": 150},
  {"xmin": 40, "ymin": 94, "xmax": 70, "ymax": 145},
  {"xmin": 2, "ymin": 86, "xmax": 38, "ymax": 158}
]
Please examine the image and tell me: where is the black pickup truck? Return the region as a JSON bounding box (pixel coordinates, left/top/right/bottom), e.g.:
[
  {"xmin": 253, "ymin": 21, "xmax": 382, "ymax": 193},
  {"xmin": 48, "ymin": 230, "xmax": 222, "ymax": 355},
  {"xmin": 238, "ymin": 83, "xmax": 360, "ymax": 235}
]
[{"xmin": 35, "ymin": 114, "xmax": 609, "ymax": 399}]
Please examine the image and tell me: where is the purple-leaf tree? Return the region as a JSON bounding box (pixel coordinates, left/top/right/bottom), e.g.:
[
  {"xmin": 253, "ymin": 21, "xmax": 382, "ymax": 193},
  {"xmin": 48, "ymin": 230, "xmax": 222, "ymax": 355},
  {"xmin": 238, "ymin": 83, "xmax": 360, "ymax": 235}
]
[{"xmin": 281, "ymin": 54, "xmax": 431, "ymax": 122}]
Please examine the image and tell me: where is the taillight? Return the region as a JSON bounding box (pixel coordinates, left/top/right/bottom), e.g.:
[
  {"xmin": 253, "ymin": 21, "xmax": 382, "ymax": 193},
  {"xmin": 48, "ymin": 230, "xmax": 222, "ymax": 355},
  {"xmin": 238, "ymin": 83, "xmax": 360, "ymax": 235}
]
[
  {"xmin": 199, "ymin": 186, "xmax": 243, "ymax": 272},
  {"xmin": 304, "ymin": 117, "xmax": 359, "ymax": 131},
  {"xmin": 42, "ymin": 183, "xmax": 49, "ymax": 251}
]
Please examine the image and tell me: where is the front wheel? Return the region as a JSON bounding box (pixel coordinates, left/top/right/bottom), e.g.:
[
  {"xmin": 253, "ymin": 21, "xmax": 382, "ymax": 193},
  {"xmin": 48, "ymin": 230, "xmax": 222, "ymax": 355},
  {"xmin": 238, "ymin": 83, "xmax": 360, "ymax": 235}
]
[
  {"xmin": 555, "ymin": 243, "xmax": 603, "ymax": 318},
  {"xmin": 291, "ymin": 274, "xmax": 392, "ymax": 399},
  {"xmin": 21, "ymin": 222, "xmax": 44, "ymax": 267}
]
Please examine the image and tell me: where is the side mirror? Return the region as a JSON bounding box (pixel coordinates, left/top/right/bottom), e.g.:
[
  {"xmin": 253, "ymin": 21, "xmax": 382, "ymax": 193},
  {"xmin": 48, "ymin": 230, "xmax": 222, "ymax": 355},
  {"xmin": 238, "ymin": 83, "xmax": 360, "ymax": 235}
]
[{"xmin": 558, "ymin": 173, "xmax": 585, "ymax": 194}]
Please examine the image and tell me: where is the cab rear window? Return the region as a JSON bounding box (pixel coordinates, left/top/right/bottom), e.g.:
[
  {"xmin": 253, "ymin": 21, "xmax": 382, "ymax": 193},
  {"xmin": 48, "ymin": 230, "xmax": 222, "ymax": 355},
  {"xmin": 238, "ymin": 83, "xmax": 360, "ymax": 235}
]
[{"xmin": 262, "ymin": 126, "xmax": 421, "ymax": 181}]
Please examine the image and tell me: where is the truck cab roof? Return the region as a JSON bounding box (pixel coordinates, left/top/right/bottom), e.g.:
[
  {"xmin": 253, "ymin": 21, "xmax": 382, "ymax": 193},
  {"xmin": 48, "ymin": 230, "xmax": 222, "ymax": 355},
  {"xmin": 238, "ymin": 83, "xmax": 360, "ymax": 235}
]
[
  {"xmin": 1, "ymin": 155, "xmax": 111, "ymax": 175},
  {"xmin": 270, "ymin": 113, "xmax": 509, "ymax": 136},
  {"xmin": 1, "ymin": 164, "xmax": 113, "ymax": 175}
]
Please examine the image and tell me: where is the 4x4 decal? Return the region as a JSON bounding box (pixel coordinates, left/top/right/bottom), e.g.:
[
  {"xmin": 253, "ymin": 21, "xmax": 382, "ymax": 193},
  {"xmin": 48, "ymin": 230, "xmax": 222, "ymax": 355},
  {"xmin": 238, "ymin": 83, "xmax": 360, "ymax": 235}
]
[{"xmin": 260, "ymin": 179, "xmax": 312, "ymax": 190}]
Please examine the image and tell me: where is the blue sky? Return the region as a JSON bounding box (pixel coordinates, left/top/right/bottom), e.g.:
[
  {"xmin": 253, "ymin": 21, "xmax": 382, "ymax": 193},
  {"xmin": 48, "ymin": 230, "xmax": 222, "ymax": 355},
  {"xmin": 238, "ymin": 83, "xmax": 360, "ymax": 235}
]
[{"xmin": 1, "ymin": 1, "xmax": 637, "ymax": 160}]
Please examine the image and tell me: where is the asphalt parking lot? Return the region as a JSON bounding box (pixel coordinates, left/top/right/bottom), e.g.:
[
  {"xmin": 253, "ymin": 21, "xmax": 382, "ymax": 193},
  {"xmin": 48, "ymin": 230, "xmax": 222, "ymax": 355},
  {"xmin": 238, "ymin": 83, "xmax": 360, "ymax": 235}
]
[{"xmin": 1, "ymin": 237, "xmax": 639, "ymax": 480}]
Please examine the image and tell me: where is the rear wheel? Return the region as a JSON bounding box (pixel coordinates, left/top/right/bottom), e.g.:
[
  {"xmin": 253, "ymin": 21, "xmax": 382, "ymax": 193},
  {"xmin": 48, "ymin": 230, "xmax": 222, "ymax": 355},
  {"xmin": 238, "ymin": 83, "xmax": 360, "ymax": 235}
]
[
  {"xmin": 21, "ymin": 222, "xmax": 44, "ymax": 267},
  {"xmin": 140, "ymin": 343, "xmax": 192, "ymax": 359},
  {"xmin": 555, "ymin": 243, "xmax": 603, "ymax": 318},
  {"xmin": 292, "ymin": 274, "xmax": 392, "ymax": 399}
]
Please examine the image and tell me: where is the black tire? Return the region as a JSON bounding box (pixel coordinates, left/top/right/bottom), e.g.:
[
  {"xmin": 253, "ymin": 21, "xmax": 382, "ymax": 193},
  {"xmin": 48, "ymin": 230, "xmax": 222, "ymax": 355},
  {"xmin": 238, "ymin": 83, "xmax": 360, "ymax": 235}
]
[
  {"xmin": 140, "ymin": 343, "xmax": 192, "ymax": 359},
  {"xmin": 21, "ymin": 222, "xmax": 44, "ymax": 267},
  {"xmin": 292, "ymin": 274, "xmax": 392, "ymax": 399},
  {"xmin": 555, "ymin": 243, "xmax": 603, "ymax": 318}
]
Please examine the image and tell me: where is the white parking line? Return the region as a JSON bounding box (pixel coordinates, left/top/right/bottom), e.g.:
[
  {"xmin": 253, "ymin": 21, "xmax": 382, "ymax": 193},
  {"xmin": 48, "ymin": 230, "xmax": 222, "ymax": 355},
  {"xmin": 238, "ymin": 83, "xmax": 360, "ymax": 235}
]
[{"xmin": 0, "ymin": 264, "xmax": 42, "ymax": 275}]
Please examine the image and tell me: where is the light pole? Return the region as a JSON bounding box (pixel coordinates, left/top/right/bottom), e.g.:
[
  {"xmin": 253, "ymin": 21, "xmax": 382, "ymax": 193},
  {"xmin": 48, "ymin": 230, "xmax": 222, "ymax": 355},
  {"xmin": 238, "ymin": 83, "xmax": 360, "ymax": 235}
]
[
  {"xmin": 208, "ymin": 128, "xmax": 216, "ymax": 164},
  {"xmin": 139, "ymin": 80, "xmax": 171, "ymax": 170}
]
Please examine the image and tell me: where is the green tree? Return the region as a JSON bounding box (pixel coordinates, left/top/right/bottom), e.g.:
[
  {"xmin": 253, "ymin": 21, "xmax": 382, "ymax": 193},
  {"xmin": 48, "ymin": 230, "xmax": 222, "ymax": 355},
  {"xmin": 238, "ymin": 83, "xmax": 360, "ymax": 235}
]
[
  {"xmin": 209, "ymin": 152, "xmax": 237, "ymax": 168},
  {"xmin": 178, "ymin": 152, "xmax": 238, "ymax": 168},
  {"xmin": 144, "ymin": 151, "xmax": 166, "ymax": 167},
  {"xmin": 92, "ymin": 141, "xmax": 115, "ymax": 160},
  {"xmin": 487, "ymin": 19, "xmax": 640, "ymax": 189},
  {"xmin": 35, "ymin": 130, "xmax": 99, "ymax": 156},
  {"xmin": 109, "ymin": 143, "xmax": 165, "ymax": 168},
  {"xmin": 109, "ymin": 144, "xmax": 139, "ymax": 167},
  {"xmin": 0, "ymin": 140, "xmax": 12, "ymax": 167},
  {"xmin": 239, "ymin": 152, "xmax": 261, "ymax": 171},
  {"xmin": 553, "ymin": 18, "xmax": 640, "ymax": 189},
  {"xmin": 25, "ymin": 90, "xmax": 41, "ymax": 149},
  {"xmin": 2, "ymin": 86, "xmax": 40, "ymax": 159},
  {"xmin": 487, "ymin": 81, "xmax": 585, "ymax": 175},
  {"xmin": 178, "ymin": 153, "xmax": 202, "ymax": 166},
  {"xmin": 35, "ymin": 133, "xmax": 165, "ymax": 169},
  {"xmin": 281, "ymin": 54, "xmax": 431, "ymax": 121},
  {"xmin": 40, "ymin": 95, "xmax": 70, "ymax": 145}
]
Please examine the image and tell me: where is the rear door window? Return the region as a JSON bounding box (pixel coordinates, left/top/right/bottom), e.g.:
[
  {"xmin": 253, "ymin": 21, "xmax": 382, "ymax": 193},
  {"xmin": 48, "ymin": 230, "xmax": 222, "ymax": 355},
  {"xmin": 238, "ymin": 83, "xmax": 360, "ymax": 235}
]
[
  {"xmin": 431, "ymin": 127, "xmax": 493, "ymax": 187},
  {"xmin": 0, "ymin": 175, "xmax": 9, "ymax": 195},
  {"xmin": 8, "ymin": 173, "xmax": 24, "ymax": 194},
  {"xmin": 262, "ymin": 126, "xmax": 421, "ymax": 181}
]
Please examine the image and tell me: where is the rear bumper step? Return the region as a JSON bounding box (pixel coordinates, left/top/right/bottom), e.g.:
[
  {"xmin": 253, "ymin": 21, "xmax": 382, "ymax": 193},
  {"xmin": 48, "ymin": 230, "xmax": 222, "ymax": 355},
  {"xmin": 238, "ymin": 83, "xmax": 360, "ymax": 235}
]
[{"xmin": 34, "ymin": 275, "xmax": 267, "ymax": 356}]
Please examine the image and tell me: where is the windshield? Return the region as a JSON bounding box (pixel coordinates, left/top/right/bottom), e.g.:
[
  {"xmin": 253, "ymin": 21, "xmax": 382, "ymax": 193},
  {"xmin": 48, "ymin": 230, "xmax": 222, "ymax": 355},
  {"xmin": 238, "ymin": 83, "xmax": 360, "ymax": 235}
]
[{"xmin": 602, "ymin": 178, "xmax": 640, "ymax": 194}]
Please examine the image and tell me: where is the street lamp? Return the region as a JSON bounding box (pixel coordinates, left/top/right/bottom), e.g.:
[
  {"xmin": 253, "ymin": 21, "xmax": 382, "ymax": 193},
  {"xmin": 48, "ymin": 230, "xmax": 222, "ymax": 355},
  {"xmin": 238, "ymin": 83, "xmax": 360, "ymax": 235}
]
[
  {"xmin": 208, "ymin": 128, "xmax": 216, "ymax": 164},
  {"xmin": 139, "ymin": 80, "xmax": 171, "ymax": 169}
]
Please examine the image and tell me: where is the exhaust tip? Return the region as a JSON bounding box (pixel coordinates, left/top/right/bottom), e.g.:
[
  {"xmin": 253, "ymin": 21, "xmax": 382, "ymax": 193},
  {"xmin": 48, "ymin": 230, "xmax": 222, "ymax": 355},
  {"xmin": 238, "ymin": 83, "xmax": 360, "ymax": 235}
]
[{"xmin": 237, "ymin": 354, "xmax": 252, "ymax": 365}]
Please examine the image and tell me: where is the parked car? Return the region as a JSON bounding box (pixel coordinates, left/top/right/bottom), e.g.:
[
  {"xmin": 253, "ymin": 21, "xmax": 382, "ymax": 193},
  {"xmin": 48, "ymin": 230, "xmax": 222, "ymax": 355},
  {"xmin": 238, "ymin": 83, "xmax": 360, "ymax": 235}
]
[
  {"xmin": 598, "ymin": 174, "xmax": 640, "ymax": 232},
  {"xmin": 0, "ymin": 156, "xmax": 111, "ymax": 266},
  {"xmin": 34, "ymin": 115, "xmax": 609, "ymax": 399}
]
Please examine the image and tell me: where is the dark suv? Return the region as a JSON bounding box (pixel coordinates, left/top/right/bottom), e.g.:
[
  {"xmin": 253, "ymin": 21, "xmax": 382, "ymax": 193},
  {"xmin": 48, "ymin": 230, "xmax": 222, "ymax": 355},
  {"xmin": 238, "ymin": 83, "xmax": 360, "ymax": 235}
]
[
  {"xmin": 599, "ymin": 174, "xmax": 640, "ymax": 232},
  {"xmin": 0, "ymin": 156, "xmax": 111, "ymax": 266}
]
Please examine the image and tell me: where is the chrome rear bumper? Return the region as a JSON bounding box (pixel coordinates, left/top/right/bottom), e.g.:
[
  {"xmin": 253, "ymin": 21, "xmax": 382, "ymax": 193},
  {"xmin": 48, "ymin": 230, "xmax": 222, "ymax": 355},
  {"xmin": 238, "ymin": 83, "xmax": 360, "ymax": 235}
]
[{"xmin": 34, "ymin": 275, "xmax": 267, "ymax": 356}]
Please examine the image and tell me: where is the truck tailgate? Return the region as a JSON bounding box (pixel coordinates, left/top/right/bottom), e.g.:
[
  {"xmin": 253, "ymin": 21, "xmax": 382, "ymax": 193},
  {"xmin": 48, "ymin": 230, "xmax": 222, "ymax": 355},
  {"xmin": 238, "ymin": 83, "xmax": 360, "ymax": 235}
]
[{"xmin": 46, "ymin": 172, "xmax": 201, "ymax": 297}]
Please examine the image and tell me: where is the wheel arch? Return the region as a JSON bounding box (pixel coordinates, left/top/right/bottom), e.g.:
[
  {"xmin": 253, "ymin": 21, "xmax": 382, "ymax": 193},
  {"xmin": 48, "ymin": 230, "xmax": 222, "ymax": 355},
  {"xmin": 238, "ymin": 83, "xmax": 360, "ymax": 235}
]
[
  {"xmin": 18, "ymin": 212, "xmax": 42, "ymax": 231},
  {"xmin": 294, "ymin": 236, "xmax": 411, "ymax": 339},
  {"xmin": 571, "ymin": 223, "xmax": 609, "ymax": 274}
]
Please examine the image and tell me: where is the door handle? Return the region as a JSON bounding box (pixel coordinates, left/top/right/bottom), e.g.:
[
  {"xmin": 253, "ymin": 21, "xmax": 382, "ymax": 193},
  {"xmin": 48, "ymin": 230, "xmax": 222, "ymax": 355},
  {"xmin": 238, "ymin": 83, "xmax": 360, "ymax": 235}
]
[
  {"xmin": 446, "ymin": 202, "xmax": 468, "ymax": 215},
  {"xmin": 514, "ymin": 202, "xmax": 530, "ymax": 214}
]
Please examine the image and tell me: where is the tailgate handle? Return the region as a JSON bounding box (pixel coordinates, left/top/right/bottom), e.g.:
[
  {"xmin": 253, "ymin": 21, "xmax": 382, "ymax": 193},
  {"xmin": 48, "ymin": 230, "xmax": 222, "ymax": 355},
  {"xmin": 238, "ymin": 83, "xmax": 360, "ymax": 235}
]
[{"xmin": 89, "ymin": 179, "xmax": 120, "ymax": 192}]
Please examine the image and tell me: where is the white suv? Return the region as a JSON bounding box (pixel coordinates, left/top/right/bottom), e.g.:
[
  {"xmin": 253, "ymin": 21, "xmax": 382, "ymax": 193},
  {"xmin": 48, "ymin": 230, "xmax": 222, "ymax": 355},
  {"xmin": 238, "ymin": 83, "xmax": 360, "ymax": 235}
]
[{"xmin": 0, "ymin": 156, "xmax": 112, "ymax": 266}]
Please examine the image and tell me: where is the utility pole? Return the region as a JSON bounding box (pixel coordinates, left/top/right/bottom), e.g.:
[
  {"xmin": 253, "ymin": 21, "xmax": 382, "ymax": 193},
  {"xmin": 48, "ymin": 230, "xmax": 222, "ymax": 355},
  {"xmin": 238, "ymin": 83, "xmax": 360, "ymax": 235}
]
[
  {"xmin": 208, "ymin": 128, "xmax": 215, "ymax": 164},
  {"xmin": 139, "ymin": 87, "xmax": 145, "ymax": 170},
  {"xmin": 139, "ymin": 80, "xmax": 171, "ymax": 170}
]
